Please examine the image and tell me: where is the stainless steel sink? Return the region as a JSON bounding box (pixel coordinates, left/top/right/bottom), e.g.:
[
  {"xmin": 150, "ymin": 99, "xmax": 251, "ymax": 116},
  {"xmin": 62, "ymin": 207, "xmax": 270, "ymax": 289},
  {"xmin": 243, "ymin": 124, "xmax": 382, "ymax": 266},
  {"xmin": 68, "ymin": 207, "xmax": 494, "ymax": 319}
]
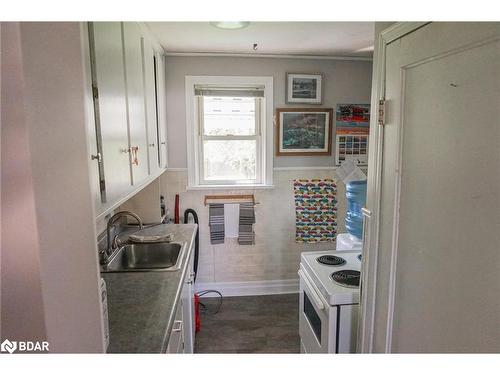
[{"xmin": 101, "ymin": 242, "xmax": 185, "ymax": 272}]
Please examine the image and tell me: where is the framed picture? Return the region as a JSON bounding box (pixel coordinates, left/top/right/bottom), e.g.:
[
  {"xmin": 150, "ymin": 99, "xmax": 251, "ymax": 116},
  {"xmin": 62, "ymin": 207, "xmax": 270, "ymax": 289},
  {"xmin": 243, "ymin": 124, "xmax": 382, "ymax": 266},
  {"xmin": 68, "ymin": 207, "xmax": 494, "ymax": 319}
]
[
  {"xmin": 286, "ymin": 73, "xmax": 323, "ymax": 104},
  {"xmin": 276, "ymin": 108, "xmax": 333, "ymax": 156}
]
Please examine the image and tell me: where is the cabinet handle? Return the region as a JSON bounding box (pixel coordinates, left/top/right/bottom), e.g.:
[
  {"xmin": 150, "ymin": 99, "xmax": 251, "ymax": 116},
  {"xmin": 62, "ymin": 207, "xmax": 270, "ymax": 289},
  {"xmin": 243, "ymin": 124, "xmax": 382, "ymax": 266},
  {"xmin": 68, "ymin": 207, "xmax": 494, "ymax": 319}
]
[
  {"xmin": 298, "ymin": 269, "xmax": 325, "ymax": 310},
  {"xmin": 130, "ymin": 146, "xmax": 139, "ymax": 166},
  {"xmin": 90, "ymin": 153, "xmax": 102, "ymax": 163},
  {"xmin": 149, "ymin": 143, "xmax": 155, "ymax": 147},
  {"xmin": 161, "ymin": 141, "xmax": 166, "ymax": 145},
  {"xmin": 172, "ymin": 320, "xmax": 183, "ymax": 332}
]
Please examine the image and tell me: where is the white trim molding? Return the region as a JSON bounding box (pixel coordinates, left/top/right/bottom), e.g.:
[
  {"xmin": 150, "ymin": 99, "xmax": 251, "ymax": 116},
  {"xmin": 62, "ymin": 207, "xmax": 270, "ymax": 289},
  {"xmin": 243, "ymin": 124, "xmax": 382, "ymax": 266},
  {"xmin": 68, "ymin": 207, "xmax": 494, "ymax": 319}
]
[
  {"xmin": 166, "ymin": 51, "xmax": 372, "ymax": 62},
  {"xmin": 194, "ymin": 279, "xmax": 299, "ymax": 297},
  {"xmin": 170, "ymin": 166, "xmax": 337, "ymax": 172},
  {"xmin": 165, "ymin": 167, "xmax": 188, "ymax": 172},
  {"xmin": 273, "ymin": 166, "xmax": 337, "ymax": 171}
]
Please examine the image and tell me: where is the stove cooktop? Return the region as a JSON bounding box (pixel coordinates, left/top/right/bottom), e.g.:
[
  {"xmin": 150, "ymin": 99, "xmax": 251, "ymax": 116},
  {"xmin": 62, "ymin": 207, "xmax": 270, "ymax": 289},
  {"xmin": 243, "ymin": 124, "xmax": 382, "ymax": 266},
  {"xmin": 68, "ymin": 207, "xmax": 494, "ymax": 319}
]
[
  {"xmin": 316, "ymin": 255, "xmax": 346, "ymax": 266},
  {"xmin": 331, "ymin": 270, "xmax": 361, "ymax": 288},
  {"xmin": 300, "ymin": 250, "xmax": 362, "ymax": 305}
]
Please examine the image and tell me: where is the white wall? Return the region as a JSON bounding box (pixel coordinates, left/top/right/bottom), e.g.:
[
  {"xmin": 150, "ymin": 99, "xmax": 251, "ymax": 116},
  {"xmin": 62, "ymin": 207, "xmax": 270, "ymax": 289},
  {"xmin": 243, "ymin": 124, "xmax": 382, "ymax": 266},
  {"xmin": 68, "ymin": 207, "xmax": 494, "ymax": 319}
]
[
  {"xmin": 161, "ymin": 169, "xmax": 348, "ymax": 289},
  {"xmin": 1, "ymin": 22, "xmax": 47, "ymax": 344},
  {"xmin": 164, "ymin": 55, "xmax": 373, "ymax": 168},
  {"xmin": 161, "ymin": 54, "xmax": 372, "ymax": 290},
  {"xmin": 1, "ymin": 22, "xmax": 104, "ymax": 352}
]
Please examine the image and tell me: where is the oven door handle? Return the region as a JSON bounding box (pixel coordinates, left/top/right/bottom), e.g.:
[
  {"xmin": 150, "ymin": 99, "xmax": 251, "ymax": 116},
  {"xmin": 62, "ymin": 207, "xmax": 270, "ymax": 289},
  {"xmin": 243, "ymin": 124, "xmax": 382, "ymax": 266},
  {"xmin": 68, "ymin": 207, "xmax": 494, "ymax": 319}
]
[{"xmin": 298, "ymin": 269, "xmax": 325, "ymax": 310}]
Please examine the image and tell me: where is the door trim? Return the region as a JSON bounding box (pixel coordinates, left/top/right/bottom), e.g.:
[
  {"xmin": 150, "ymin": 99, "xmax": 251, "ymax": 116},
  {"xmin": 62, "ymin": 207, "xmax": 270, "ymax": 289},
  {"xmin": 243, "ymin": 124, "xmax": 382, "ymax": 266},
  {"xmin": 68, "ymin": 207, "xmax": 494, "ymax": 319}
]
[{"xmin": 357, "ymin": 22, "xmax": 428, "ymax": 354}]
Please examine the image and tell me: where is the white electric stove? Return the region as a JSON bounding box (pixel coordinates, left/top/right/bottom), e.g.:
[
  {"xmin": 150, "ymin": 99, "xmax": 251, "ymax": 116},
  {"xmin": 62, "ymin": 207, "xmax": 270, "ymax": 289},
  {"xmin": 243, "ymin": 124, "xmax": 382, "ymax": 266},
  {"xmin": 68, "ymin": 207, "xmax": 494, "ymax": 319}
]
[{"xmin": 298, "ymin": 250, "xmax": 362, "ymax": 353}]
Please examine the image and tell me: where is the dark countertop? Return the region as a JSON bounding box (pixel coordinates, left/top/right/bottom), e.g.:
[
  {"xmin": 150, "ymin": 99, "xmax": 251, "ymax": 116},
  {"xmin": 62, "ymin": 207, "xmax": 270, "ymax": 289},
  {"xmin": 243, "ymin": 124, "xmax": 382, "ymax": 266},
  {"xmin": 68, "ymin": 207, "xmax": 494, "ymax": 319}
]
[{"xmin": 101, "ymin": 224, "xmax": 197, "ymax": 353}]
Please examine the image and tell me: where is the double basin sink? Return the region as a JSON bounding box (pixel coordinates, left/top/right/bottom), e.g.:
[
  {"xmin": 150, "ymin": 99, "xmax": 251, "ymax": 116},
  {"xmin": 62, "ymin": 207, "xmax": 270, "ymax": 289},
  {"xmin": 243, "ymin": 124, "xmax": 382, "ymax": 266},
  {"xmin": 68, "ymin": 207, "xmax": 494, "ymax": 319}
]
[{"xmin": 101, "ymin": 241, "xmax": 186, "ymax": 273}]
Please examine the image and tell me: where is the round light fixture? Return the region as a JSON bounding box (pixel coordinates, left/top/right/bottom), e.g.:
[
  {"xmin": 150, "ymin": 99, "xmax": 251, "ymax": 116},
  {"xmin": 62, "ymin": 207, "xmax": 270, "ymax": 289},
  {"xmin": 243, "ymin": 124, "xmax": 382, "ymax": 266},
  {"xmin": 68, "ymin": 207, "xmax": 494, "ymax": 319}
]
[{"xmin": 210, "ymin": 21, "xmax": 250, "ymax": 30}]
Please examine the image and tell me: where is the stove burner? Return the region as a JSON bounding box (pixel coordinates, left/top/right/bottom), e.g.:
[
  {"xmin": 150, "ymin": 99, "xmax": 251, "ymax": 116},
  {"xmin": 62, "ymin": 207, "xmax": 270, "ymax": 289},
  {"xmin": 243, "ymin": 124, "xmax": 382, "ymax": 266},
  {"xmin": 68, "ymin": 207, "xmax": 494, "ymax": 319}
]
[
  {"xmin": 316, "ymin": 255, "xmax": 346, "ymax": 266},
  {"xmin": 331, "ymin": 270, "xmax": 360, "ymax": 288},
  {"xmin": 357, "ymin": 254, "xmax": 362, "ymax": 261}
]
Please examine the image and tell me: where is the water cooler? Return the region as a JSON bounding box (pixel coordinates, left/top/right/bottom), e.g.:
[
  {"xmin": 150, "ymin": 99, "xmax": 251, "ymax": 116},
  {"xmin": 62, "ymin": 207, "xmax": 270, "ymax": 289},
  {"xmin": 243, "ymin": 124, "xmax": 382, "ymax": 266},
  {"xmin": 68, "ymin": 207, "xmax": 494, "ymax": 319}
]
[{"xmin": 336, "ymin": 180, "xmax": 367, "ymax": 251}]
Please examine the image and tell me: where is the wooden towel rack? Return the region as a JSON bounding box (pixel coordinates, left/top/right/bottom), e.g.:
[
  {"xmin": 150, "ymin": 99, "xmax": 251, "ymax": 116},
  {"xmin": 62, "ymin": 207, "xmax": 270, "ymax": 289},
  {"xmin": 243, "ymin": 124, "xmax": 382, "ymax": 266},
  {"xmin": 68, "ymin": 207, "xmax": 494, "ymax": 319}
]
[{"xmin": 204, "ymin": 194, "xmax": 256, "ymax": 206}]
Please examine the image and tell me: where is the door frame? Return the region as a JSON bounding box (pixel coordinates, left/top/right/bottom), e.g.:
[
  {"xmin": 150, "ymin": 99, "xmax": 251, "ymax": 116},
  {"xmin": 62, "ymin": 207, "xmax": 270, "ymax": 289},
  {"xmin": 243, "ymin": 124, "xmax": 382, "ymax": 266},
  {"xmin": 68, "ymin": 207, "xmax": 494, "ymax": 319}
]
[{"xmin": 357, "ymin": 22, "xmax": 429, "ymax": 353}]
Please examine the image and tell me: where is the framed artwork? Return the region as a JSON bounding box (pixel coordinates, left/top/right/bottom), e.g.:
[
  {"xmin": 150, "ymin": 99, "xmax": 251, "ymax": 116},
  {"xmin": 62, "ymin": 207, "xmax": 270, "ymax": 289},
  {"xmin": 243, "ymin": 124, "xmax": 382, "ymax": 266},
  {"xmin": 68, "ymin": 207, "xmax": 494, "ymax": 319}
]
[
  {"xmin": 286, "ymin": 73, "xmax": 323, "ymax": 104},
  {"xmin": 335, "ymin": 104, "xmax": 370, "ymax": 166},
  {"xmin": 276, "ymin": 108, "xmax": 333, "ymax": 156}
]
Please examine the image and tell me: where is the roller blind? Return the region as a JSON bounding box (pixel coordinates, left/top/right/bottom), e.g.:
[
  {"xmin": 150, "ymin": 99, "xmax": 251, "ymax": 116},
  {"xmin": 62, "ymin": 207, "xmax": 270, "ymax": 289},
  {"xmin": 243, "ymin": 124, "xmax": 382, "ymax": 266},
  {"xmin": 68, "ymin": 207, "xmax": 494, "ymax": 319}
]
[{"xmin": 194, "ymin": 85, "xmax": 264, "ymax": 98}]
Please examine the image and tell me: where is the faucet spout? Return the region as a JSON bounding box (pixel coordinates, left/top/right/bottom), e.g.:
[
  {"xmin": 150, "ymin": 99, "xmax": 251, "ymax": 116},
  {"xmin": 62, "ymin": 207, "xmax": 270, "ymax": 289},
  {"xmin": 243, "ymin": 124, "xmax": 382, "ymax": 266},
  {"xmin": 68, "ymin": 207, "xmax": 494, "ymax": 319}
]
[{"xmin": 103, "ymin": 210, "xmax": 144, "ymax": 264}]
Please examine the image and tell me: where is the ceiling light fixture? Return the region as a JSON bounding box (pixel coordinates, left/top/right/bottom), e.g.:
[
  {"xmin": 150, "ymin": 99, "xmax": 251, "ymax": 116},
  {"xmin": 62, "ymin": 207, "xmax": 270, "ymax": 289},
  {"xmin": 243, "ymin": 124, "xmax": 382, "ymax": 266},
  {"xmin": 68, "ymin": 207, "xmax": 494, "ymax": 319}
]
[
  {"xmin": 210, "ymin": 21, "xmax": 250, "ymax": 30},
  {"xmin": 354, "ymin": 45, "xmax": 375, "ymax": 53}
]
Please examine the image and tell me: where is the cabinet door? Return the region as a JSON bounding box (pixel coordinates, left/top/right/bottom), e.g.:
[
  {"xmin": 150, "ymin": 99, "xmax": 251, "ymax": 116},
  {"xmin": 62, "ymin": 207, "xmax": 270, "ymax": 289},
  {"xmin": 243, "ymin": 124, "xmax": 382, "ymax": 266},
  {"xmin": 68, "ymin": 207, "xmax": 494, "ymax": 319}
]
[
  {"xmin": 154, "ymin": 53, "xmax": 168, "ymax": 169},
  {"xmin": 122, "ymin": 22, "xmax": 149, "ymax": 185},
  {"xmin": 141, "ymin": 36, "xmax": 160, "ymax": 176},
  {"xmin": 90, "ymin": 22, "xmax": 131, "ymax": 204},
  {"xmin": 166, "ymin": 303, "xmax": 184, "ymax": 353},
  {"xmin": 181, "ymin": 253, "xmax": 195, "ymax": 353}
]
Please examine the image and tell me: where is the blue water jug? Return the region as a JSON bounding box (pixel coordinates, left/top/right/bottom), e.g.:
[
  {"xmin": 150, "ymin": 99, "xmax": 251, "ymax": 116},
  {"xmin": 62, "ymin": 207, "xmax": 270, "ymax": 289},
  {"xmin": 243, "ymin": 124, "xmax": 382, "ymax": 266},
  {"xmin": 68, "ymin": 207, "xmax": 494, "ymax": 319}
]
[{"xmin": 345, "ymin": 180, "xmax": 367, "ymax": 239}]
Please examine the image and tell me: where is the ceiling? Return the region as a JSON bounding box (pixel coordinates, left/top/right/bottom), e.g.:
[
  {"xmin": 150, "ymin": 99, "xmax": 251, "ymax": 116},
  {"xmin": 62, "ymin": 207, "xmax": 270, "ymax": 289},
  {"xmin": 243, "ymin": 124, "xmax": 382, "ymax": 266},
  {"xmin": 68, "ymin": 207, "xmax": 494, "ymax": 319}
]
[{"xmin": 146, "ymin": 22, "xmax": 375, "ymax": 58}]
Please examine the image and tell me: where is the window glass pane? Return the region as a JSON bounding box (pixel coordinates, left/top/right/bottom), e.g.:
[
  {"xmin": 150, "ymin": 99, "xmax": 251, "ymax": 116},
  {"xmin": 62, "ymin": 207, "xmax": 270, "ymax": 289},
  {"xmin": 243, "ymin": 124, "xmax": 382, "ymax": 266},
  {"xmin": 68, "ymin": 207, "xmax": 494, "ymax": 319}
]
[
  {"xmin": 203, "ymin": 140, "xmax": 256, "ymax": 181},
  {"xmin": 203, "ymin": 96, "xmax": 256, "ymax": 136}
]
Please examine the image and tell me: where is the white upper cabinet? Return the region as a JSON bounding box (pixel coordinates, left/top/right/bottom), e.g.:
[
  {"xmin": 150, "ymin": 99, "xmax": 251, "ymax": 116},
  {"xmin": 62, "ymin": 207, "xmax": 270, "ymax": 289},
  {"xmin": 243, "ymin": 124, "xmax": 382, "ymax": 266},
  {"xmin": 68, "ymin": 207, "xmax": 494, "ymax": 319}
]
[
  {"xmin": 122, "ymin": 22, "xmax": 150, "ymax": 186},
  {"xmin": 87, "ymin": 22, "xmax": 167, "ymax": 219},
  {"xmin": 155, "ymin": 53, "xmax": 168, "ymax": 169},
  {"xmin": 89, "ymin": 22, "xmax": 131, "ymax": 205},
  {"xmin": 141, "ymin": 35, "xmax": 161, "ymax": 176}
]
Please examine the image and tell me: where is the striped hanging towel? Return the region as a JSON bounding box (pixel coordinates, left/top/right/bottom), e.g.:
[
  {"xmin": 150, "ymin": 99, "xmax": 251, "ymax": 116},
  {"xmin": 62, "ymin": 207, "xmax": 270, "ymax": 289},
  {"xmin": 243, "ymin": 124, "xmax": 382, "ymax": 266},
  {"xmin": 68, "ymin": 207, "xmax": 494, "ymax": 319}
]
[
  {"xmin": 293, "ymin": 179, "xmax": 337, "ymax": 243},
  {"xmin": 238, "ymin": 202, "xmax": 255, "ymax": 245},
  {"xmin": 209, "ymin": 203, "xmax": 225, "ymax": 245}
]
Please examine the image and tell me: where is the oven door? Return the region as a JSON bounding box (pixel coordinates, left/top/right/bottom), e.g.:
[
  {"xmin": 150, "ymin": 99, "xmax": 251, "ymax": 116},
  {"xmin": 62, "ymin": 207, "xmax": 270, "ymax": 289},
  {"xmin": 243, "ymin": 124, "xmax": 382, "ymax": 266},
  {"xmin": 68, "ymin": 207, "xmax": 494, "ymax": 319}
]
[{"xmin": 298, "ymin": 268, "xmax": 332, "ymax": 353}]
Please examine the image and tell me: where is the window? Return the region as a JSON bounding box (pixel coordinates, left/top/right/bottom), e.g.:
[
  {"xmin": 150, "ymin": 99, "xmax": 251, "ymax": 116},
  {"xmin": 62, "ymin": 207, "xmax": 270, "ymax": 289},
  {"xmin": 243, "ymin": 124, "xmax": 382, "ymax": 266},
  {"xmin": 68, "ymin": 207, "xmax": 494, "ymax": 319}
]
[{"xmin": 186, "ymin": 76, "xmax": 273, "ymax": 189}]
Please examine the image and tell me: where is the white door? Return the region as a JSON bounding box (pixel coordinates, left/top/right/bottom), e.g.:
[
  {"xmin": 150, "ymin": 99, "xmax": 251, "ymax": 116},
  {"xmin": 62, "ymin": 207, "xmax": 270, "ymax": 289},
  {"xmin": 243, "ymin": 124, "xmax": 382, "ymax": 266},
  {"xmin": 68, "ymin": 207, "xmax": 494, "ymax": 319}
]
[
  {"xmin": 364, "ymin": 22, "xmax": 500, "ymax": 353},
  {"xmin": 122, "ymin": 22, "xmax": 150, "ymax": 185}
]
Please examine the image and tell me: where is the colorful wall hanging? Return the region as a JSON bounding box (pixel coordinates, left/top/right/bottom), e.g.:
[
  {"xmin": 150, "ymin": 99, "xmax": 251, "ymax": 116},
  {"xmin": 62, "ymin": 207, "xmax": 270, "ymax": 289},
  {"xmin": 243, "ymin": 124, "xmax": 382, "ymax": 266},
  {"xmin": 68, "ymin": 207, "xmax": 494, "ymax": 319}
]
[
  {"xmin": 293, "ymin": 179, "xmax": 337, "ymax": 243},
  {"xmin": 335, "ymin": 104, "xmax": 370, "ymax": 166}
]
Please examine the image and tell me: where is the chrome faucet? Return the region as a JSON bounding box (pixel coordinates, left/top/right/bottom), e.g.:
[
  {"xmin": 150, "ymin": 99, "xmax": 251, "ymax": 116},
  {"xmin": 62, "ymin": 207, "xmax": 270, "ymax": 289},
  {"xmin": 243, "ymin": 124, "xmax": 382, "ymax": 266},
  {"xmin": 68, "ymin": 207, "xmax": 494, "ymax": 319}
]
[{"xmin": 103, "ymin": 210, "xmax": 144, "ymax": 263}]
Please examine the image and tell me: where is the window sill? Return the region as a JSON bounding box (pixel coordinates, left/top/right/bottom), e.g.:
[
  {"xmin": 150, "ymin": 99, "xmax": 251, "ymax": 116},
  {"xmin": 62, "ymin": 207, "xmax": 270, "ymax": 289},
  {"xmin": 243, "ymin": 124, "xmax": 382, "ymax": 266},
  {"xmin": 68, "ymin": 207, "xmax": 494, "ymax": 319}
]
[{"xmin": 186, "ymin": 184, "xmax": 275, "ymax": 191}]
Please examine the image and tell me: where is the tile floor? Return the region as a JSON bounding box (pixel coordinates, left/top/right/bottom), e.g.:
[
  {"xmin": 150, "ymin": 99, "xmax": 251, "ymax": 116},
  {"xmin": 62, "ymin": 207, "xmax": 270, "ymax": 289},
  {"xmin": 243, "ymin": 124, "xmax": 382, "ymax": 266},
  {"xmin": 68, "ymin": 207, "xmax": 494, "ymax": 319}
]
[{"xmin": 194, "ymin": 293, "xmax": 300, "ymax": 353}]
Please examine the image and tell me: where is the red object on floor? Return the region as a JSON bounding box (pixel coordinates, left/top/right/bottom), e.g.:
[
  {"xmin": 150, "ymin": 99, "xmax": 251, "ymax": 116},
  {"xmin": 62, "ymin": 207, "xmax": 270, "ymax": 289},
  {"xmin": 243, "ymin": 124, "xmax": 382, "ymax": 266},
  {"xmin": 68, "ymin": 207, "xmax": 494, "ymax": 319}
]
[
  {"xmin": 174, "ymin": 194, "xmax": 180, "ymax": 224},
  {"xmin": 194, "ymin": 293, "xmax": 201, "ymax": 332}
]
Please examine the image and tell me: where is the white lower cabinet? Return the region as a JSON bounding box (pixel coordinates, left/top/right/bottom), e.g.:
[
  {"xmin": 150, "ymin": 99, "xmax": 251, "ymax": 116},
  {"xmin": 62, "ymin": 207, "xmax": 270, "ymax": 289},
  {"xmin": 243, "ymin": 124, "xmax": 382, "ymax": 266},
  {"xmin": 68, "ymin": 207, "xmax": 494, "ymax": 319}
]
[
  {"xmin": 166, "ymin": 303, "xmax": 184, "ymax": 354},
  {"xmin": 181, "ymin": 252, "xmax": 195, "ymax": 353},
  {"xmin": 166, "ymin": 248, "xmax": 196, "ymax": 354}
]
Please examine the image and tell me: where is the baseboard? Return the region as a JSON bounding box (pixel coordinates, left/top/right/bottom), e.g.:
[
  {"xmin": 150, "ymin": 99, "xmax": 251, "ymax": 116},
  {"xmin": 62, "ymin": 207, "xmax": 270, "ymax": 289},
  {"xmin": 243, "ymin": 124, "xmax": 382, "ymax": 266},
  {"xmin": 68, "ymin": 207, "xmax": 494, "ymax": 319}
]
[{"xmin": 194, "ymin": 279, "xmax": 299, "ymax": 297}]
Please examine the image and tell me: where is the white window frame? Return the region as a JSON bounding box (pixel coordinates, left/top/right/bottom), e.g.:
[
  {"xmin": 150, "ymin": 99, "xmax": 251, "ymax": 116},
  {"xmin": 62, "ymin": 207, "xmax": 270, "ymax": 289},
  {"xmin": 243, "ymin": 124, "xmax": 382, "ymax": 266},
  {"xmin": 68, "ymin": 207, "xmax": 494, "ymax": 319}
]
[{"xmin": 185, "ymin": 75, "xmax": 274, "ymax": 190}]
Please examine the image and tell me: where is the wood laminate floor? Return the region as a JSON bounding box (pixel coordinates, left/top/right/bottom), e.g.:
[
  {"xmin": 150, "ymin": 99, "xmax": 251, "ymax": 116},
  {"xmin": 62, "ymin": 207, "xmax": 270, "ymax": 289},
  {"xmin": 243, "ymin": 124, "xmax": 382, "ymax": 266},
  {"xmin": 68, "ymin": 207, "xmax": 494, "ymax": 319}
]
[{"xmin": 194, "ymin": 293, "xmax": 300, "ymax": 353}]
